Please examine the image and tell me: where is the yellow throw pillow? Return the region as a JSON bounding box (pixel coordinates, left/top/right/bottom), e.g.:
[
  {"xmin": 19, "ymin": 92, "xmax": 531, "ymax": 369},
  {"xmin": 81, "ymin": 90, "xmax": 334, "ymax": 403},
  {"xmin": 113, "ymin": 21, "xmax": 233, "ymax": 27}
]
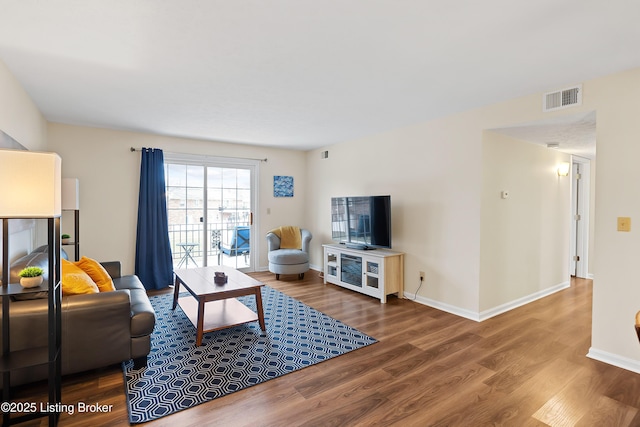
[
  {"xmin": 62, "ymin": 258, "xmax": 99, "ymax": 296},
  {"xmin": 75, "ymin": 256, "xmax": 115, "ymax": 292}
]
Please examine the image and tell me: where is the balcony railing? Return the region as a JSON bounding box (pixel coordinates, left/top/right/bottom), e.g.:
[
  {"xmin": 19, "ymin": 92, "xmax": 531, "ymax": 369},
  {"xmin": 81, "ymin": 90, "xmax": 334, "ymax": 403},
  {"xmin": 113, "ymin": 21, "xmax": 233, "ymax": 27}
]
[{"xmin": 168, "ymin": 222, "xmax": 250, "ymax": 269}]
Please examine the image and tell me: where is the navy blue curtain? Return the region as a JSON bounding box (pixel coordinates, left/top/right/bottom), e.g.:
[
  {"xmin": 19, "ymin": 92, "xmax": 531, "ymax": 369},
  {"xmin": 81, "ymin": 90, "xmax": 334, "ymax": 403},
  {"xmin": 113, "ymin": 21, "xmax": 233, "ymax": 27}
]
[{"xmin": 135, "ymin": 148, "xmax": 173, "ymax": 290}]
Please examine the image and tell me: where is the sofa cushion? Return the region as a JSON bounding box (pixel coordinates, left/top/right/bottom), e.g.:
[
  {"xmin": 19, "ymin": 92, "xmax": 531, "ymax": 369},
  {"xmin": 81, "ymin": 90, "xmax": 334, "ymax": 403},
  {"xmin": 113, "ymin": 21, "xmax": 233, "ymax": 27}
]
[
  {"xmin": 61, "ymin": 259, "xmax": 99, "ymax": 295},
  {"xmin": 268, "ymin": 248, "xmax": 309, "ymax": 265},
  {"xmin": 75, "ymin": 256, "xmax": 115, "ymax": 292}
]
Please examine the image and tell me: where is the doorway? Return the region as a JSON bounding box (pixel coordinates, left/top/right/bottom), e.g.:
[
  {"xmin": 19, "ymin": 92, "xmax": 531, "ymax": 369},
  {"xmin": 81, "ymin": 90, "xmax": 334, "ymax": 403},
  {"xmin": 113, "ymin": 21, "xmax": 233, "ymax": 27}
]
[
  {"xmin": 164, "ymin": 154, "xmax": 259, "ymax": 272},
  {"xmin": 570, "ymin": 157, "xmax": 591, "ymax": 278}
]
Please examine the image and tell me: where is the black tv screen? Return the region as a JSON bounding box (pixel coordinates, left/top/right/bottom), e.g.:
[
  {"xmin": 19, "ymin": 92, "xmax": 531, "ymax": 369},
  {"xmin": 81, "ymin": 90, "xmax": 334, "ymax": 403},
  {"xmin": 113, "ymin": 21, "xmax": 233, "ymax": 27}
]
[{"xmin": 331, "ymin": 195, "xmax": 391, "ymax": 249}]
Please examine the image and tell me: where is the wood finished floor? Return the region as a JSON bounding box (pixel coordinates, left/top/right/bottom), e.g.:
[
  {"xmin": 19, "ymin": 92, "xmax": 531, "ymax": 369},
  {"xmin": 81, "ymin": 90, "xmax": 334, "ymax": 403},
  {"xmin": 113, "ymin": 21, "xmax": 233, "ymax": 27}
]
[{"xmin": 8, "ymin": 273, "xmax": 640, "ymax": 426}]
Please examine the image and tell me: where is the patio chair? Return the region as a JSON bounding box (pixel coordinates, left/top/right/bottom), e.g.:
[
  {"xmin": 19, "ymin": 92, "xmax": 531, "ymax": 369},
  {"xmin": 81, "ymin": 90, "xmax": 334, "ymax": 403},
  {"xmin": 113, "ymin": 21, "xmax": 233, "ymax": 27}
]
[{"xmin": 221, "ymin": 226, "xmax": 250, "ymax": 256}]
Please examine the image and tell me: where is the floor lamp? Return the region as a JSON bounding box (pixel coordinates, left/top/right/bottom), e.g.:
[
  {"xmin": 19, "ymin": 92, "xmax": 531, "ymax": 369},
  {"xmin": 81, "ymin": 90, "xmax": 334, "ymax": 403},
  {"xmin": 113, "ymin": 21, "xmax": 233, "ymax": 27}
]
[{"xmin": 0, "ymin": 149, "xmax": 62, "ymax": 426}]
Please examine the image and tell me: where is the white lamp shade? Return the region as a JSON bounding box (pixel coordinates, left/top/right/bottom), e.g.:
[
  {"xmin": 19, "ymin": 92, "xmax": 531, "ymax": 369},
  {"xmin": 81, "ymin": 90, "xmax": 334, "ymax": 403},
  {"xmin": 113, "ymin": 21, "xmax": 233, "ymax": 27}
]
[
  {"xmin": 62, "ymin": 178, "xmax": 79, "ymax": 210},
  {"xmin": 0, "ymin": 149, "xmax": 62, "ymax": 217}
]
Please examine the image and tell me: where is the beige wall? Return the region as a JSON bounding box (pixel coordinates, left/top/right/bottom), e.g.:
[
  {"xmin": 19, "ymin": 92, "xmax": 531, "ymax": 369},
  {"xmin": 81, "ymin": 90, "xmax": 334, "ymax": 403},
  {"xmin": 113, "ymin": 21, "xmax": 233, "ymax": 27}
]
[
  {"xmin": 480, "ymin": 132, "xmax": 571, "ymax": 314},
  {"xmin": 0, "ymin": 60, "xmax": 48, "ymax": 260},
  {"xmin": 0, "ymin": 60, "xmax": 47, "ymax": 151},
  {"xmin": 306, "ymin": 93, "xmax": 581, "ymax": 318},
  {"xmin": 589, "ymin": 67, "xmax": 640, "ymax": 368},
  {"xmin": 46, "ymin": 123, "xmax": 308, "ymax": 275},
  {"xmin": 306, "ymin": 114, "xmax": 485, "ymax": 314}
]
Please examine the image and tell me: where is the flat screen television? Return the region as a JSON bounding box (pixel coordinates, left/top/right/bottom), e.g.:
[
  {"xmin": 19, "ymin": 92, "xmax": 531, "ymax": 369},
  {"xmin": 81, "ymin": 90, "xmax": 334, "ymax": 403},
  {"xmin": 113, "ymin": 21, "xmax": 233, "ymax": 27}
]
[{"xmin": 331, "ymin": 195, "xmax": 391, "ymax": 249}]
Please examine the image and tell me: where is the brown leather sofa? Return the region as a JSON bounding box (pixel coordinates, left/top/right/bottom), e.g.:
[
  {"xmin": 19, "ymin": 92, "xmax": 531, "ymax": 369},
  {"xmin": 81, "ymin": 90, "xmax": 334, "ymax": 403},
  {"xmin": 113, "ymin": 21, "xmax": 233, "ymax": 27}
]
[{"xmin": 1, "ymin": 246, "xmax": 155, "ymax": 386}]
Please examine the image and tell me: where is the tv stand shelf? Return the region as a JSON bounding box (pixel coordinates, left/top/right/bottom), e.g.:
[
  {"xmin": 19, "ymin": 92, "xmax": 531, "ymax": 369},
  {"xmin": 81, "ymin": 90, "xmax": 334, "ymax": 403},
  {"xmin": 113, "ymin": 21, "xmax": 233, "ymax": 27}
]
[{"xmin": 323, "ymin": 244, "xmax": 404, "ymax": 303}]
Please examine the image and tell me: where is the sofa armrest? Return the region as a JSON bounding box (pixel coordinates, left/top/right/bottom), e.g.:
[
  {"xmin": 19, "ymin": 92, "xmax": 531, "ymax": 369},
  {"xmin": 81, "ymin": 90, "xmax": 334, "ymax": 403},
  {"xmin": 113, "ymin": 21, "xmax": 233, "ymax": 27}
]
[
  {"xmin": 113, "ymin": 275, "xmax": 156, "ymax": 337},
  {"xmin": 101, "ymin": 261, "xmax": 122, "ymax": 279}
]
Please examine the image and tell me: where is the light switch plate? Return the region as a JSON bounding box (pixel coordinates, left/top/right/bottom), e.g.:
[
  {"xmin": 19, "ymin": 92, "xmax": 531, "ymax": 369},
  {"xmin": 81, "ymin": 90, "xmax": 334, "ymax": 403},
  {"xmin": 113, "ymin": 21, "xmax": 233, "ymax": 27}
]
[{"xmin": 618, "ymin": 217, "xmax": 631, "ymax": 232}]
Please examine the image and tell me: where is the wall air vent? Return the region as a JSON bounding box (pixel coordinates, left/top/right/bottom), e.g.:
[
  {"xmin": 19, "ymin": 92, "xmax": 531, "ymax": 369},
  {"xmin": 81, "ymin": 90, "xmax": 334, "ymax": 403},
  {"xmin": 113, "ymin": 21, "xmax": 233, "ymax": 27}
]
[{"xmin": 543, "ymin": 84, "xmax": 582, "ymax": 112}]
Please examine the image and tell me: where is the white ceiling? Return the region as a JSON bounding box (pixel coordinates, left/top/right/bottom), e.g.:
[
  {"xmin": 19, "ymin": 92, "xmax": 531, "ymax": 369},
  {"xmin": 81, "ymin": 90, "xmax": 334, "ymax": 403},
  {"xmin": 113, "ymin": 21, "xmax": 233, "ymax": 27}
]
[
  {"xmin": 0, "ymin": 1, "xmax": 638, "ymax": 151},
  {"xmin": 491, "ymin": 111, "xmax": 597, "ymax": 159}
]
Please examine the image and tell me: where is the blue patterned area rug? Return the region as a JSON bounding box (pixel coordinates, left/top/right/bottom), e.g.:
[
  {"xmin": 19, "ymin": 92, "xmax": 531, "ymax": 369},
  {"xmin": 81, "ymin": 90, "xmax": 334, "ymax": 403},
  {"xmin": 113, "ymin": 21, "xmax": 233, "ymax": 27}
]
[{"xmin": 122, "ymin": 286, "xmax": 377, "ymax": 424}]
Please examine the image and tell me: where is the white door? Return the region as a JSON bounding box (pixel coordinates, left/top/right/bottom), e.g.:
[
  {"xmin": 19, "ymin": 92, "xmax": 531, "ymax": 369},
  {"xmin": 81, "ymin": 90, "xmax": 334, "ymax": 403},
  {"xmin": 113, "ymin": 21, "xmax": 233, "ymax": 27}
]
[
  {"xmin": 164, "ymin": 155, "xmax": 258, "ymax": 272},
  {"xmin": 570, "ymin": 158, "xmax": 590, "ymax": 278}
]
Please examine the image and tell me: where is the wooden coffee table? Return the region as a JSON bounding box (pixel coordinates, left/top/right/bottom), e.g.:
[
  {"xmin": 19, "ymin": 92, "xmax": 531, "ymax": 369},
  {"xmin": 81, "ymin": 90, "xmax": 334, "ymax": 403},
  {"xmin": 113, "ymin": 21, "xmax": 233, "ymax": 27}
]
[{"xmin": 172, "ymin": 265, "xmax": 266, "ymax": 346}]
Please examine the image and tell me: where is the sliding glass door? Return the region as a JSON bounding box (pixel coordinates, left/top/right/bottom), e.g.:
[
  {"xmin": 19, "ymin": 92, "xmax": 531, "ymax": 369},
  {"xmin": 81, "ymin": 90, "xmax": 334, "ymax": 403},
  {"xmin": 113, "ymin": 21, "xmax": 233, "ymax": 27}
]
[
  {"xmin": 205, "ymin": 167, "xmax": 252, "ymax": 269},
  {"xmin": 164, "ymin": 155, "xmax": 258, "ymax": 272}
]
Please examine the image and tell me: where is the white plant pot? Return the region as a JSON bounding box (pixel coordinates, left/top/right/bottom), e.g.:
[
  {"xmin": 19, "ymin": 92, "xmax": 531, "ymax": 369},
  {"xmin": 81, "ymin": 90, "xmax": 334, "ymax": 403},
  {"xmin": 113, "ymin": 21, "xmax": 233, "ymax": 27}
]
[{"xmin": 20, "ymin": 276, "xmax": 43, "ymax": 288}]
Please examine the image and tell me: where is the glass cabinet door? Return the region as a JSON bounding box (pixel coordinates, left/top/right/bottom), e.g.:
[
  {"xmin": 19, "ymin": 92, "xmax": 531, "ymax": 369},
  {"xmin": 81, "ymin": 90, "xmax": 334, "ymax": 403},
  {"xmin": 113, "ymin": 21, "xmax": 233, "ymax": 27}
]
[
  {"xmin": 326, "ymin": 251, "xmax": 338, "ymax": 278},
  {"xmin": 364, "ymin": 260, "xmax": 379, "ymax": 289},
  {"xmin": 340, "ymin": 254, "xmax": 363, "ymax": 287}
]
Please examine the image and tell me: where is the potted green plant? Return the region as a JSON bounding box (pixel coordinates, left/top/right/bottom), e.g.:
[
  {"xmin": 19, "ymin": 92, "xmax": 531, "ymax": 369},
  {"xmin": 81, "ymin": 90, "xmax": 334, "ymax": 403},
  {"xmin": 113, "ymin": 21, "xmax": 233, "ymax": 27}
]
[
  {"xmin": 18, "ymin": 266, "xmax": 44, "ymax": 288},
  {"xmin": 61, "ymin": 234, "xmax": 71, "ymax": 244}
]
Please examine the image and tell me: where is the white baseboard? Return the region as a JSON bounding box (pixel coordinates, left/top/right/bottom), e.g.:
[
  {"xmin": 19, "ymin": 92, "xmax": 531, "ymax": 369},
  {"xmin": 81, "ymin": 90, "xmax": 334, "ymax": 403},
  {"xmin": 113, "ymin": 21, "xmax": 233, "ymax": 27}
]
[
  {"xmin": 478, "ymin": 281, "xmax": 570, "ymax": 321},
  {"xmin": 402, "ymin": 293, "xmax": 482, "ymax": 321},
  {"xmin": 587, "ymin": 347, "xmax": 640, "ymax": 374},
  {"xmin": 404, "ymin": 281, "xmax": 571, "ymax": 322}
]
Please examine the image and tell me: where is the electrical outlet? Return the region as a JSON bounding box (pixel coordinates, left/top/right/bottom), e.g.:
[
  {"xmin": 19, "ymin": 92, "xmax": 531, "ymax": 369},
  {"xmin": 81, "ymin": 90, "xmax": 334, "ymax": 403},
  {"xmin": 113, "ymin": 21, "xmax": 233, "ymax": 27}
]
[{"xmin": 419, "ymin": 271, "xmax": 425, "ymax": 281}]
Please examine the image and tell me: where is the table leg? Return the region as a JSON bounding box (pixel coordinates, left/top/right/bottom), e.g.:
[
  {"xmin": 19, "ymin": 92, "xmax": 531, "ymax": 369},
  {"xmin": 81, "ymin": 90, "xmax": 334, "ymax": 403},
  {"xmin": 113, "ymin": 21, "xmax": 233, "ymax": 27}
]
[
  {"xmin": 255, "ymin": 288, "xmax": 266, "ymax": 331},
  {"xmin": 196, "ymin": 299, "xmax": 205, "ymax": 346},
  {"xmin": 186, "ymin": 249, "xmax": 198, "ymax": 267},
  {"xmin": 177, "ymin": 252, "xmax": 187, "ymax": 268},
  {"xmin": 172, "ymin": 276, "xmax": 181, "ymax": 310}
]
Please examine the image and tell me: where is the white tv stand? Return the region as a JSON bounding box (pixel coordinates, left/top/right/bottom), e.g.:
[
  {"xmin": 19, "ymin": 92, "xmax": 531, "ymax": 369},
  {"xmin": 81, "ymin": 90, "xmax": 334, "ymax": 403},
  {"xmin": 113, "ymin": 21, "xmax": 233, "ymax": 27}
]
[{"xmin": 322, "ymin": 244, "xmax": 404, "ymax": 303}]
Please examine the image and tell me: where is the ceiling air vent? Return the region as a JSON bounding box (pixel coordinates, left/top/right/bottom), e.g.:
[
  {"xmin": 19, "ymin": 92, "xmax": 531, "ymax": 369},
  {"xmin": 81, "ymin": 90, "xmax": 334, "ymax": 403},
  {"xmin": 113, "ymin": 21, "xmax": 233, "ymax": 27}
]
[{"xmin": 543, "ymin": 84, "xmax": 582, "ymax": 112}]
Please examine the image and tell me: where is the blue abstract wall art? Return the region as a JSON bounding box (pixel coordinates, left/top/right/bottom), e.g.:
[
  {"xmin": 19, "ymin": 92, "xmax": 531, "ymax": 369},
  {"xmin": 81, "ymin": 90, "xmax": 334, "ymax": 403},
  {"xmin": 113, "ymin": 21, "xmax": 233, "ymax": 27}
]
[{"xmin": 274, "ymin": 175, "xmax": 294, "ymax": 197}]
